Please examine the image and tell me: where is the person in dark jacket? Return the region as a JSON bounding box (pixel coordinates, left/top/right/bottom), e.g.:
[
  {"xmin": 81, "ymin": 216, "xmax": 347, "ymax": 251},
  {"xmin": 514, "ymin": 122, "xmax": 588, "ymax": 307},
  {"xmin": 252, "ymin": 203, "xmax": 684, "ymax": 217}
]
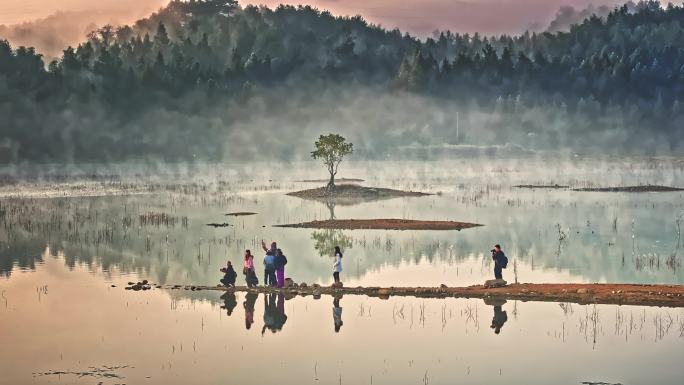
[
  {"xmin": 220, "ymin": 261, "xmax": 237, "ymax": 287},
  {"xmin": 491, "ymin": 244, "xmax": 506, "ymax": 280},
  {"xmin": 274, "ymin": 249, "xmax": 288, "ymax": 288}
]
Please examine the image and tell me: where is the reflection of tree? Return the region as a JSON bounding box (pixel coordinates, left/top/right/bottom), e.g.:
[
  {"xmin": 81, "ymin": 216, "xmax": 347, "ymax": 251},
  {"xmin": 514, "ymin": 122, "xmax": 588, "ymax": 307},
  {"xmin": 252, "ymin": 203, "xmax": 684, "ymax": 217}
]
[
  {"xmin": 311, "ymin": 229, "xmax": 352, "ymax": 257},
  {"xmin": 325, "ymin": 198, "xmax": 336, "ymax": 220}
]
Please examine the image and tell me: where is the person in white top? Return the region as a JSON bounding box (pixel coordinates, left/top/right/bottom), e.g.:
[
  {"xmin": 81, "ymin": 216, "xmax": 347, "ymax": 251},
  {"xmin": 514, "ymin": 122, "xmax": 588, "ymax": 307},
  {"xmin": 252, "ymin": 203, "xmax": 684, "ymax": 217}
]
[{"xmin": 332, "ymin": 246, "xmax": 343, "ymax": 283}]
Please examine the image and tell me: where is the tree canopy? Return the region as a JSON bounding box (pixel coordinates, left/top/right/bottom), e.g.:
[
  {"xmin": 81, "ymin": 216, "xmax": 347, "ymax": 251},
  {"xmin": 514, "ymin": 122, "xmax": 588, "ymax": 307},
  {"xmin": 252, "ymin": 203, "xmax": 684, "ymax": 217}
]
[
  {"xmin": 311, "ymin": 134, "xmax": 354, "ymax": 188},
  {"xmin": 0, "ymin": 0, "xmax": 683, "ymax": 162}
]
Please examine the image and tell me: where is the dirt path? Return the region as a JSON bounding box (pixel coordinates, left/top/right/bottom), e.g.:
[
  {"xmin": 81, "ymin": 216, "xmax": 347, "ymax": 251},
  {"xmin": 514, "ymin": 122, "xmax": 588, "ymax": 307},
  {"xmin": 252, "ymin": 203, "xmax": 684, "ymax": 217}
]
[{"xmin": 162, "ymin": 283, "xmax": 684, "ymax": 308}]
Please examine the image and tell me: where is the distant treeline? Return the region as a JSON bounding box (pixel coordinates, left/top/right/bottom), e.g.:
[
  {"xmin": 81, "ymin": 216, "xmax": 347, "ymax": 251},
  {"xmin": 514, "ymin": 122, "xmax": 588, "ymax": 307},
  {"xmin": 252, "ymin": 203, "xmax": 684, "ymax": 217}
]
[{"xmin": 1, "ymin": 0, "xmax": 683, "ymax": 162}]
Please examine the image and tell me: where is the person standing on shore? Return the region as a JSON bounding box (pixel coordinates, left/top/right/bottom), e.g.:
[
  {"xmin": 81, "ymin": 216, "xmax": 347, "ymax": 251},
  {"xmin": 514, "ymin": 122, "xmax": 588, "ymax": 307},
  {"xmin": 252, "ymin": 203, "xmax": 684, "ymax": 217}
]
[
  {"xmin": 243, "ymin": 250, "xmax": 258, "ymax": 287},
  {"xmin": 263, "ymin": 250, "xmax": 277, "ymax": 287},
  {"xmin": 332, "ymin": 246, "xmax": 343, "ymax": 284},
  {"xmin": 274, "ymin": 248, "xmax": 288, "ymax": 288},
  {"xmin": 491, "ymin": 244, "xmax": 507, "ymax": 280}
]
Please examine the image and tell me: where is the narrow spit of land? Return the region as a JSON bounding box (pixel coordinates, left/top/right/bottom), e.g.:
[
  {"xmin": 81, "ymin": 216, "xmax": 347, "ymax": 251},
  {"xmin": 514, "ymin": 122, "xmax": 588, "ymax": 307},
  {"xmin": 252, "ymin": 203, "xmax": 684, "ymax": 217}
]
[
  {"xmin": 573, "ymin": 185, "xmax": 684, "ymax": 192},
  {"xmin": 160, "ymin": 283, "xmax": 684, "ymax": 308},
  {"xmin": 296, "ymin": 178, "xmax": 365, "ymax": 183},
  {"xmin": 514, "ymin": 184, "xmax": 569, "ymax": 189},
  {"xmin": 274, "ymin": 219, "xmax": 481, "ymax": 231}
]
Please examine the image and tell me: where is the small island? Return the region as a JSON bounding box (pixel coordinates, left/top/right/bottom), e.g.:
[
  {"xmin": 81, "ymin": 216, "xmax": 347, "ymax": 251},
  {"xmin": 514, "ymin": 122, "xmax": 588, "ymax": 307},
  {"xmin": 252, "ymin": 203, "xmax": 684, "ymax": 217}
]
[
  {"xmin": 573, "ymin": 185, "xmax": 684, "ymax": 192},
  {"xmin": 288, "ymin": 184, "xmax": 430, "ymax": 200},
  {"xmin": 275, "ymin": 219, "xmax": 481, "ymax": 231},
  {"xmin": 289, "ymin": 134, "xmax": 431, "ymax": 202}
]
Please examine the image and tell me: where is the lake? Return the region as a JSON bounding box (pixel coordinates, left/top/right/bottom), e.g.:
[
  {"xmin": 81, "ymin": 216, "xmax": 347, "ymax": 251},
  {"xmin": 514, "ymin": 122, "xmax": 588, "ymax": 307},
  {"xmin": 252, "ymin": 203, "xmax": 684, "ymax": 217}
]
[{"xmin": 0, "ymin": 157, "xmax": 683, "ymax": 384}]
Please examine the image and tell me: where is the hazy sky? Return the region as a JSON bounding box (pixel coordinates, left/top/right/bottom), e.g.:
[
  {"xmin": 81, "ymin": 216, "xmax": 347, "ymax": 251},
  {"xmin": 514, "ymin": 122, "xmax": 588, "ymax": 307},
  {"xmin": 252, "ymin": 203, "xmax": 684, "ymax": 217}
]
[{"xmin": 0, "ymin": 0, "xmax": 629, "ymax": 35}]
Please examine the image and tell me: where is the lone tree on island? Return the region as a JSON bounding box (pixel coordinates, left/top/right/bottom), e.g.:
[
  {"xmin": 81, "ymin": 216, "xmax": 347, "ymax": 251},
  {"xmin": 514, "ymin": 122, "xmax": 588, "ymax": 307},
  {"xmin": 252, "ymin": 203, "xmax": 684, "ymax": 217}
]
[{"xmin": 311, "ymin": 134, "xmax": 353, "ymax": 191}]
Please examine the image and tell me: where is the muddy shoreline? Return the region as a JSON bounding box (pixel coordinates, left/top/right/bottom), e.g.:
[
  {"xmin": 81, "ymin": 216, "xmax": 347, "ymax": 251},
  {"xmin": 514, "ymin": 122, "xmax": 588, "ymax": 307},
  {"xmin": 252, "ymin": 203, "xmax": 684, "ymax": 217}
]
[{"xmin": 161, "ymin": 283, "xmax": 684, "ymax": 308}]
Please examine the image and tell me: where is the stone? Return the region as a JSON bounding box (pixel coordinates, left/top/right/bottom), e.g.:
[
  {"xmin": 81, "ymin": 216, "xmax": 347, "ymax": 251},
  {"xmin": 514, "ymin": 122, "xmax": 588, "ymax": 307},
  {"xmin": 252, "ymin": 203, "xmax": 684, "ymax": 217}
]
[
  {"xmin": 311, "ymin": 283, "xmax": 321, "ymax": 289},
  {"xmin": 142, "ymin": 279, "xmax": 148, "ymax": 285},
  {"xmin": 440, "ymin": 284, "xmax": 448, "ymax": 289},
  {"xmin": 331, "ymin": 282, "xmax": 344, "ymax": 289},
  {"xmin": 483, "ymin": 279, "xmax": 507, "ymax": 288},
  {"xmin": 284, "ymin": 278, "xmax": 295, "ymax": 288},
  {"xmin": 300, "ymin": 283, "xmax": 308, "ymax": 288},
  {"xmin": 576, "ymin": 288, "xmax": 588, "ymax": 294},
  {"xmin": 377, "ymin": 288, "xmax": 391, "ymax": 299}
]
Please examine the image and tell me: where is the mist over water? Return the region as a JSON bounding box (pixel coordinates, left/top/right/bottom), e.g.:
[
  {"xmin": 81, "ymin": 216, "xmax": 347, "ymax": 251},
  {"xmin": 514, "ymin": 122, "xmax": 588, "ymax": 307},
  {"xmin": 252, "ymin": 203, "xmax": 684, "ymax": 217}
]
[{"xmin": 1, "ymin": 2, "xmax": 683, "ymax": 384}]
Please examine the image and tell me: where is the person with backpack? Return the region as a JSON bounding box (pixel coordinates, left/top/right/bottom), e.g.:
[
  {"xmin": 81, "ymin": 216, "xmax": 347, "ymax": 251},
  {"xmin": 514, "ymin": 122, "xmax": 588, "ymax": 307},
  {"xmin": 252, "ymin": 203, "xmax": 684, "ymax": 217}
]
[
  {"xmin": 274, "ymin": 248, "xmax": 288, "ymax": 288},
  {"xmin": 491, "ymin": 244, "xmax": 508, "ymax": 280},
  {"xmin": 263, "ymin": 250, "xmax": 277, "ymax": 287},
  {"xmin": 219, "ymin": 261, "xmax": 237, "ymax": 287}
]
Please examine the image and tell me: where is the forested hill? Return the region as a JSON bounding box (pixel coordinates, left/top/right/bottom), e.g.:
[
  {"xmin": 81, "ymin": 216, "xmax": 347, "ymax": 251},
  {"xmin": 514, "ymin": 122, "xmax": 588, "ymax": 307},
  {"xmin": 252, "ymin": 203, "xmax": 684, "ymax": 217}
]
[{"xmin": 1, "ymin": 0, "xmax": 683, "ymax": 163}]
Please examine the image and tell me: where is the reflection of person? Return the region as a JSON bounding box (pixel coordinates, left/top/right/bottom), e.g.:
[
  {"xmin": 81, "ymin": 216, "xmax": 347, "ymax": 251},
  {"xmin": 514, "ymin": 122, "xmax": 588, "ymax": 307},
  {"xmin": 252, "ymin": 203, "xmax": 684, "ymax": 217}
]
[
  {"xmin": 490, "ymin": 304, "xmax": 508, "ymax": 334},
  {"xmin": 332, "ymin": 246, "xmax": 343, "ymax": 284},
  {"xmin": 333, "ymin": 296, "xmax": 343, "ymax": 333},
  {"xmin": 220, "ymin": 292, "xmax": 237, "ymax": 316},
  {"xmin": 219, "ymin": 261, "xmax": 237, "ymax": 287},
  {"xmin": 243, "ymin": 292, "xmax": 258, "ymax": 330},
  {"xmin": 262, "ymin": 293, "xmax": 287, "ymax": 334}
]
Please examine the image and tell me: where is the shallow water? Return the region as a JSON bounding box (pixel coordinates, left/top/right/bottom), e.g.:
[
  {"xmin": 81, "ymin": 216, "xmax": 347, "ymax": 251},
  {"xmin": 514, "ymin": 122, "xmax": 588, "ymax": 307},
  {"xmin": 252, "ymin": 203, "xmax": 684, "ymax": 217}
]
[
  {"xmin": 1, "ymin": 257, "xmax": 682, "ymax": 385},
  {"xmin": 0, "ymin": 158, "xmax": 683, "ymax": 383}
]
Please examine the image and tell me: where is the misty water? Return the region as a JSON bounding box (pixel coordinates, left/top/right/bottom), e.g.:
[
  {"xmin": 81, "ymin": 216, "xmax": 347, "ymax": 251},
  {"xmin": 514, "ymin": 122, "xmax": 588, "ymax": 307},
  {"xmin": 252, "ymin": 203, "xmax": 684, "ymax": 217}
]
[{"xmin": 1, "ymin": 157, "xmax": 683, "ymax": 384}]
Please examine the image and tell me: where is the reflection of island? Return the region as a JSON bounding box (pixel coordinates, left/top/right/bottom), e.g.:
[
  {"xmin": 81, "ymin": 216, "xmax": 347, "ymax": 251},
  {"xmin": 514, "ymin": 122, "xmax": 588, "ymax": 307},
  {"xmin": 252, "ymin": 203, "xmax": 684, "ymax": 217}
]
[
  {"xmin": 484, "ymin": 298, "xmax": 508, "ymax": 335},
  {"xmin": 312, "ymin": 229, "xmax": 353, "ymax": 257},
  {"xmin": 220, "ymin": 292, "xmax": 237, "ymax": 316},
  {"xmin": 262, "ymin": 293, "xmax": 287, "ymax": 334}
]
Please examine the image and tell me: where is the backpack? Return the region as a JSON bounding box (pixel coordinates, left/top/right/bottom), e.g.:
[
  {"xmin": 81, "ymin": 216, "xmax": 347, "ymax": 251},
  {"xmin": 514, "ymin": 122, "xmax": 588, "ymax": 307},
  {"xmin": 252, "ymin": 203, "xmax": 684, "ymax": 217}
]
[{"xmin": 500, "ymin": 253, "xmax": 508, "ymax": 269}]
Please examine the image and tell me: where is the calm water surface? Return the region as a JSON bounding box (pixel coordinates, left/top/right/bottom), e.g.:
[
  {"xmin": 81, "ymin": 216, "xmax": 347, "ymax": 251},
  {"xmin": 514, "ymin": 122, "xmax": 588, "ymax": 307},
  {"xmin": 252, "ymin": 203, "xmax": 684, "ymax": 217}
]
[{"xmin": 0, "ymin": 158, "xmax": 683, "ymax": 384}]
